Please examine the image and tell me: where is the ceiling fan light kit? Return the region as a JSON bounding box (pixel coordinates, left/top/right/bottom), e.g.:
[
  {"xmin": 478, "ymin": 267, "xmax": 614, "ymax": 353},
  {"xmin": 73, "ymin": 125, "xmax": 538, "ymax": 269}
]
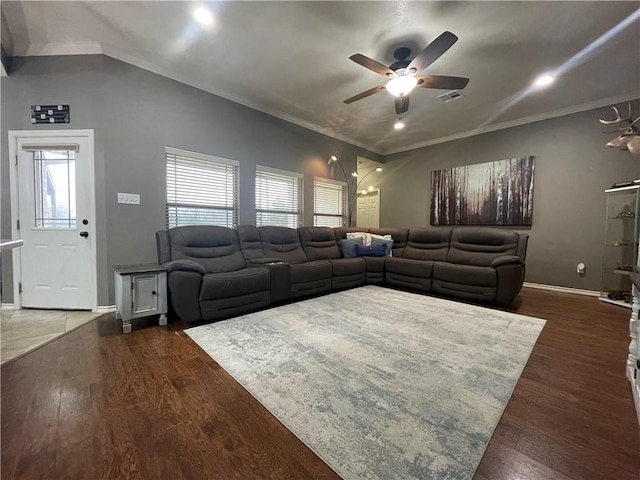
[
  {"xmin": 344, "ymin": 31, "xmax": 470, "ymax": 116},
  {"xmin": 386, "ymin": 76, "xmax": 418, "ymax": 97}
]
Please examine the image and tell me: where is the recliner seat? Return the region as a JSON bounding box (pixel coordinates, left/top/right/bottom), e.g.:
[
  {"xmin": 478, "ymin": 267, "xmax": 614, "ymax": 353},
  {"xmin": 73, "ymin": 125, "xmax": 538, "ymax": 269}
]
[{"xmin": 156, "ymin": 225, "xmax": 270, "ymax": 323}]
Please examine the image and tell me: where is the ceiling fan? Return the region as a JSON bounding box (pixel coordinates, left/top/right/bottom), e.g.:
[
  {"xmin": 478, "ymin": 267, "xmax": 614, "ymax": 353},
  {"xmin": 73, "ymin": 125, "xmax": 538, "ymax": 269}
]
[{"xmin": 343, "ymin": 31, "xmax": 470, "ymax": 115}]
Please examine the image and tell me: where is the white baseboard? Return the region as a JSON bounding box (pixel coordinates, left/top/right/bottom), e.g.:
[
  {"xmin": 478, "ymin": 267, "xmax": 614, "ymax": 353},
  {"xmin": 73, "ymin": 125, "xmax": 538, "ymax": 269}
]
[
  {"xmin": 1, "ymin": 303, "xmax": 19, "ymax": 310},
  {"xmin": 523, "ymin": 282, "xmax": 600, "ymax": 297},
  {"xmin": 94, "ymin": 305, "xmax": 116, "ymax": 314}
]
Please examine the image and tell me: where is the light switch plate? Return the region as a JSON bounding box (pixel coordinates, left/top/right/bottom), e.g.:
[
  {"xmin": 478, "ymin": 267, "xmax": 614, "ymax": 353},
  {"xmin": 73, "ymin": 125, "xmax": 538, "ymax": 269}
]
[{"xmin": 118, "ymin": 192, "xmax": 140, "ymax": 205}]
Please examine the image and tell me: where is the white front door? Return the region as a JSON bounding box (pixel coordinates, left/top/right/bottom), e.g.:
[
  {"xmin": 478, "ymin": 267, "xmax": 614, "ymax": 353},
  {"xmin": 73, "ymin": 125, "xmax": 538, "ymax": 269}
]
[{"xmin": 13, "ymin": 133, "xmax": 94, "ymax": 309}]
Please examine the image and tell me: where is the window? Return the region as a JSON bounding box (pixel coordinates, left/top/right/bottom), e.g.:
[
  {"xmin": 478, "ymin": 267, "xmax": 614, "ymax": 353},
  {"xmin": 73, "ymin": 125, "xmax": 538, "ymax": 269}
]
[
  {"xmin": 314, "ymin": 177, "xmax": 347, "ymax": 227},
  {"xmin": 32, "ymin": 148, "xmax": 77, "ymax": 229},
  {"xmin": 165, "ymin": 147, "xmax": 239, "ymax": 228},
  {"xmin": 255, "ymin": 166, "xmax": 303, "ymax": 227}
]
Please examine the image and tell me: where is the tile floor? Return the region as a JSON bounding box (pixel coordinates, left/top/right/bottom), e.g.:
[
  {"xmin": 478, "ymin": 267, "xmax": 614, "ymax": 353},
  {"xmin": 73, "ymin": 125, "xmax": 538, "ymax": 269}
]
[{"xmin": 0, "ymin": 308, "xmax": 103, "ymax": 365}]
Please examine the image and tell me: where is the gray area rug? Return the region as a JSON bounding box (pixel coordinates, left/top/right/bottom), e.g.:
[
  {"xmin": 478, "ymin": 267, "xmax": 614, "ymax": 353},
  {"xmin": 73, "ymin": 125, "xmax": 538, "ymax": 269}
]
[{"xmin": 186, "ymin": 285, "xmax": 546, "ymax": 479}]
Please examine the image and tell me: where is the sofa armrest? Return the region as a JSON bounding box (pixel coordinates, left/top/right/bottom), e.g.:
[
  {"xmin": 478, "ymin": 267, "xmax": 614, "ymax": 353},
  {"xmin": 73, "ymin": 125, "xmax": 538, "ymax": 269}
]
[
  {"xmin": 164, "ymin": 259, "xmax": 206, "ymax": 275},
  {"xmin": 247, "ymin": 259, "xmax": 290, "ymax": 303},
  {"xmin": 491, "ymin": 255, "xmax": 524, "ymax": 268},
  {"xmin": 494, "ymin": 262, "xmax": 526, "ymax": 305},
  {"xmin": 166, "ymin": 269, "xmax": 204, "ymax": 322}
]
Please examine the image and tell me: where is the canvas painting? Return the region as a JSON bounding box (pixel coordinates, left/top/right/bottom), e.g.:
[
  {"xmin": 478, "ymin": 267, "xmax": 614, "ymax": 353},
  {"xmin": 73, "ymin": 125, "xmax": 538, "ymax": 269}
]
[{"xmin": 431, "ymin": 156, "xmax": 535, "ymax": 226}]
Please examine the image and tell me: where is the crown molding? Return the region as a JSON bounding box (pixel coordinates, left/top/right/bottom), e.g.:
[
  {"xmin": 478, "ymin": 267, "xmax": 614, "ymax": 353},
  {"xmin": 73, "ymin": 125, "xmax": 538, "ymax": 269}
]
[
  {"xmin": 382, "ymin": 92, "xmax": 640, "ymax": 156},
  {"xmin": 11, "ymin": 44, "xmax": 638, "ymax": 159},
  {"xmin": 21, "ymin": 41, "xmax": 103, "ymax": 56}
]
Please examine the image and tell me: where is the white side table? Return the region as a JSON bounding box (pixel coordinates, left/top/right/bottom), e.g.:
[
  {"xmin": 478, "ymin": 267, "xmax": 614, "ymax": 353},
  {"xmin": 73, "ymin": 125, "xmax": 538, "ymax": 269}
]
[{"xmin": 113, "ymin": 264, "xmax": 167, "ymax": 334}]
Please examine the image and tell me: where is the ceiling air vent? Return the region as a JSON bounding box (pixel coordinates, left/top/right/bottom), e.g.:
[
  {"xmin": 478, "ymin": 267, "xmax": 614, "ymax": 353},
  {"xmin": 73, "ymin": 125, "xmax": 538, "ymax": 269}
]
[{"xmin": 438, "ymin": 90, "xmax": 464, "ymax": 103}]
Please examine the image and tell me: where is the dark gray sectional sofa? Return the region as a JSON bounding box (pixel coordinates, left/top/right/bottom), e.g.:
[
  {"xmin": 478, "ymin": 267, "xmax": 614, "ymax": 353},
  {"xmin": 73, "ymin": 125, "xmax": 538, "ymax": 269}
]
[{"xmin": 156, "ymin": 225, "xmax": 528, "ymax": 323}]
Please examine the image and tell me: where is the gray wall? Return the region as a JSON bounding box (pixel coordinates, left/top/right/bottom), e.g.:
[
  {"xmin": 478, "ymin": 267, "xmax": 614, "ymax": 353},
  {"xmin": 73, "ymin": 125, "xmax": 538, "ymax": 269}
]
[
  {"xmin": 381, "ymin": 102, "xmax": 640, "ymax": 290},
  {"xmin": 1, "ymin": 55, "xmax": 379, "ymax": 306},
  {"xmin": 2, "ymin": 53, "xmax": 637, "ymax": 304}
]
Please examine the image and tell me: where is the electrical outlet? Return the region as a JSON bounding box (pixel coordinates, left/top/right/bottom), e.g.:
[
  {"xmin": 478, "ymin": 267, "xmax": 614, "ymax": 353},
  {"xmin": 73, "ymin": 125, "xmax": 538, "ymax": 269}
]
[{"xmin": 117, "ymin": 193, "xmax": 140, "ymax": 205}]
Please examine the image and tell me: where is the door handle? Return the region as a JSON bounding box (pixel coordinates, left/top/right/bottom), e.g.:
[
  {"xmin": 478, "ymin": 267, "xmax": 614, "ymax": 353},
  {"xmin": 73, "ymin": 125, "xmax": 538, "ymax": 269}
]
[{"xmin": 79, "ymin": 231, "xmax": 89, "ymax": 238}]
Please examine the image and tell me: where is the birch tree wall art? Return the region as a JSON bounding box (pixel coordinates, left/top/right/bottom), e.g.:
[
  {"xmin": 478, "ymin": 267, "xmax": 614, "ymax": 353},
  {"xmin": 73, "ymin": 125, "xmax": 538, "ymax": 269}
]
[{"xmin": 430, "ymin": 156, "xmax": 535, "ymax": 226}]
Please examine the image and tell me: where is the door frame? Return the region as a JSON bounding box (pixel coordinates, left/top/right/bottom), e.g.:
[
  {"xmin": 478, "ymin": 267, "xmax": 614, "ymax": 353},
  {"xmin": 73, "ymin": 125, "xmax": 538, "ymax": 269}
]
[{"xmin": 8, "ymin": 129, "xmax": 98, "ymax": 311}]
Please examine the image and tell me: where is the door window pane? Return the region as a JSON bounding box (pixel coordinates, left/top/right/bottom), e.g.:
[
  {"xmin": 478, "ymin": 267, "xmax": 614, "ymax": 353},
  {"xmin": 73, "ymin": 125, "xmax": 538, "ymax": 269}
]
[{"xmin": 33, "ymin": 150, "xmax": 76, "ymax": 228}]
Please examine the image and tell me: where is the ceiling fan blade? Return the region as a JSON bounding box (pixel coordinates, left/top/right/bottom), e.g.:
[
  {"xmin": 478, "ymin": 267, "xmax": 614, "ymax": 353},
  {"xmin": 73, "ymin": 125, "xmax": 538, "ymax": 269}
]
[
  {"xmin": 416, "ymin": 75, "xmax": 470, "ymax": 90},
  {"xmin": 406, "ymin": 31, "xmax": 458, "ymax": 74},
  {"xmin": 343, "ymin": 85, "xmax": 386, "ymax": 104},
  {"xmin": 395, "ymin": 95, "xmax": 409, "ymax": 114},
  {"xmin": 350, "ymin": 54, "xmax": 398, "ymax": 78}
]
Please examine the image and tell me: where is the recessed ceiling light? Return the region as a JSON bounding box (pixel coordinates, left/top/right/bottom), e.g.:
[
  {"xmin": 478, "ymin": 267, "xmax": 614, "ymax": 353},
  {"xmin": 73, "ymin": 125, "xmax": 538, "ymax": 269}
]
[
  {"xmin": 375, "ymin": 167, "xmax": 383, "ymax": 172},
  {"xmin": 194, "ymin": 7, "xmax": 214, "ymax": 25},
  {"xmin": 394, "ymin": 120, "xmax": 405, "ymax": 130},
  {"xmin": 534, "ymin": 73, "xmax": 555, "ymax": 88}
]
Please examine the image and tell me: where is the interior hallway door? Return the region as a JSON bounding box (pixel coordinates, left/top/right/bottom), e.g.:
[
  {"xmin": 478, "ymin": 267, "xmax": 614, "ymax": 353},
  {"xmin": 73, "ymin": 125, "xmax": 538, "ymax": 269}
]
[{"xmin": 356, "ymin": 190, "xmax": 380, "ymax": 228}]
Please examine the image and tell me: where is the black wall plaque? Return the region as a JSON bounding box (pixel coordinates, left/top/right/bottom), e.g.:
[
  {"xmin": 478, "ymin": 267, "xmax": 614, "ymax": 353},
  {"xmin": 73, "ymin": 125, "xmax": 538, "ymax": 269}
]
[{"xmin": 31, "ymin": 104, "xmax": 70, "ymax": 124}]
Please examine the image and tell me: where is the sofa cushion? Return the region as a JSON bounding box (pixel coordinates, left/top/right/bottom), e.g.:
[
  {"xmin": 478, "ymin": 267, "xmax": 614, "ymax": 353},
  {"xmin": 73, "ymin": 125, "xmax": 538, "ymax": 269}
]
[
  {"xmin": 340, "ymin": 238, "xmax": 363, "ymax": 258},
  {"xmin": 346, "ymin": 231, "xmax": 371, "ymax": 245},
  {"xmin": 447, "ymin": 227, "xmax": 519, "ymax": 267},
  {"xmin": 167, "ymin": 225, "xmax": 246, "ymax": 273},
  {"xmin": 355, "ymin": 243, "xmax": 387, "ymax": 257},
  {"xmin": 299, "ymin": 227, "xmax": 342, "ymax": 260},
  {"xmin": 386, "ymin": 257, "xmax": 435, "ymax": 278},
  {"xmin": 334, "ymin": 227, "xmax": 370, "ymax": 241},
  {"xmin": 433, "ymin": 262, "xmax": 497, "ymax": 287},
  {"xmin": 236, "ymin": 225, "xmax": 264, "ymax": 260},
  {"xmin": 371, "ymin": 237, "xmax": 393, "ymax": 256},
  {"xmin": 258, "ymin": 226, "xmax": 308, "ymax": 264},
  {"xmin": 369, "ymin": 228, "xmax": 409, "ymax": 256},
  {"xmin": 289, "ymin": 260, "xmax": 332, "ymax": 283},
  {"xmin": 330, "ymin": 257, "xmax": 366, "ymax": 276},
  {"xmin": 200, "ymin": 268, "xmax": 270, "ymax": 300},
  {"xmin": 402, "ymin": 228, "xmax": 451, "ymax": 261}
]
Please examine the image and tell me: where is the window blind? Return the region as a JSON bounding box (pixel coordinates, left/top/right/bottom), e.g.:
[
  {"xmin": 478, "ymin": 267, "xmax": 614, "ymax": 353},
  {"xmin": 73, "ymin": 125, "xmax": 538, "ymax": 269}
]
[
  {"xmin": 165, "ymin": 147, "xmax": 239, "ymax": 229},
  {"xmin": 255, "ymin": 166, "xmax": 303, "ymax": 227},
  {"xmin": 314, "ymin": 177, "xmax": 346, "ymax": 227}
]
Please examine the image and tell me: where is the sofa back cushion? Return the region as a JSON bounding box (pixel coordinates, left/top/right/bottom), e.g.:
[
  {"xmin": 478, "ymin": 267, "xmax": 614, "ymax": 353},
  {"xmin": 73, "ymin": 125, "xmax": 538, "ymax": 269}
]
[
  {"xmin": 402, "ymin": 228, "xmax": 452, "ymax": 261},
  {"xmin": 447, "ymin": 227, "xmax": 519, "ymax": 266},
  {"xmin": 165, "ymin": 225, "xmax": 246, "ymax": 273},
  {"xmin": 369, "ymin": 228, "xmax": 409, "ymax": 257},
  {"xmin": 235, "ymin": 225, "xmax": 265, "ymax": 260},
  {"xmin": 258, "ymin": 226, "xmax": 308, "ymax": 264},
  {"xmin": 298, "ymin": 226, "xmax": 342, "ymax": 260}
]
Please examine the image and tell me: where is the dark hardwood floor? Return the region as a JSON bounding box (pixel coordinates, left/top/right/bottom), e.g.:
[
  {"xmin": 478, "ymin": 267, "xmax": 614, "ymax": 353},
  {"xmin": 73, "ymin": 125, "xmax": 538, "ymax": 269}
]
[{"xmin": 2, "ymin": 287, "xmax": 639, "ymax": 479}]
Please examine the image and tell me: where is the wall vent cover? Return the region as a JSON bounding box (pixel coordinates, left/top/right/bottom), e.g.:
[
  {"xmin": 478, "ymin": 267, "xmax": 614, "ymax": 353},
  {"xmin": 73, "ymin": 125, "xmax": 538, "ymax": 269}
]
[{"xmin": 438, "ymin": 90, "xmax": 463, "ymax": 103}]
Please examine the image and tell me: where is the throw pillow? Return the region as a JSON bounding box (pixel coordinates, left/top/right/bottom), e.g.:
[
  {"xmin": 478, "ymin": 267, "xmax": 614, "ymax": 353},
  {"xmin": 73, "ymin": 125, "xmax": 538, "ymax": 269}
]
[
  {"xmin": 340, "ymin": 238, "xmax": 363, "ymax": 258},
  {"xmin": 370, "ymin": 233, "xmax": 393, "ymax": 242},
  {"xmin": 355, "ymin": 243, "xmax": 387, "ymax": 257},
  {"xmin": 371, "ymin": 237, "xmax": 394, "ymax": 257},
  {"xmin": 346, "ymin": 232, "xmax": 371, "ymax": 246}
]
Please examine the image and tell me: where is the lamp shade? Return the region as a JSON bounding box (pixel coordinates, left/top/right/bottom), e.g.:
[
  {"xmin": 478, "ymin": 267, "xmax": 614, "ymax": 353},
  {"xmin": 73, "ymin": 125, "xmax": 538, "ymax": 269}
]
[{"xmin": 386, "ymin": 76, "xmax": 418, "ymax": 97}]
